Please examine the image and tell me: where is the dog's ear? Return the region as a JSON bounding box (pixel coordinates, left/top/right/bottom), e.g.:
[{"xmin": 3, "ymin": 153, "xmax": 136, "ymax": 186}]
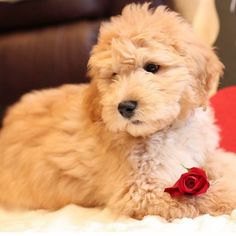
[
  {"xmin": 151, "ymin": 6, "xmax": 224, "ymax": 107},
  {"xmin": 196, "ymin": 43, "xmax": 223, "ymax": 96},
  {"xmin": 201, "ymin": 46, "xmax": 224, "ymax": 97},
  {"xmin": 84, "ymin": 80, "xmax": 103, "ymax": 122},
  {"xmin": 180, "ymin": 36, "xmax": 224, "ymax": 107}
]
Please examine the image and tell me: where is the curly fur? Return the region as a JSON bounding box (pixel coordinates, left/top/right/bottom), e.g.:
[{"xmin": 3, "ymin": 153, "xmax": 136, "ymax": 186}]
[{"xmin": 0, "ymin": 4, "xmax": 235, "ymax": 221}]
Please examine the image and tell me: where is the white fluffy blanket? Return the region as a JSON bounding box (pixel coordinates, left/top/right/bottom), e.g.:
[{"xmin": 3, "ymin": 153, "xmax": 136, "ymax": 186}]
[{"xmin": 1, "ymin": 205, "xmax": 236, "ymax": 232}]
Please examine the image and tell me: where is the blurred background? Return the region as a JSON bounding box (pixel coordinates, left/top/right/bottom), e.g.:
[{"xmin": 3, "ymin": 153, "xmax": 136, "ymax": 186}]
[{"xmin": 0, "ymin": 0, "xmax": 235, "ymax": 124}]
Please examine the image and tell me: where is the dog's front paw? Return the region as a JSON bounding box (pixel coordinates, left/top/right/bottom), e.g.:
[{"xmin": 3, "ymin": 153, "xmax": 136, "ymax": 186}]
[
  {"xmin": 197, "ymin": 180, "xmax": 236, "ymax": 216},
  {"xmin": 199, "ymin": 198, "xmax": 234, "ymax": 216}
]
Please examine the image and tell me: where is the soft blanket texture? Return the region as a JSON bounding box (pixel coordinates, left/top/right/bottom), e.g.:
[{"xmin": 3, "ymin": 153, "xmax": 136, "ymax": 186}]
[{"xmin": 0, "ymin": 205, "xmax": 236, "ymax": 232}]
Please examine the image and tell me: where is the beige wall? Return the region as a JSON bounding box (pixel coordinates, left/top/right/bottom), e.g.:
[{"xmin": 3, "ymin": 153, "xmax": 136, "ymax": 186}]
[{"xmin": 171, "ymin": 0, "xmax": 220, "ymax": 46}]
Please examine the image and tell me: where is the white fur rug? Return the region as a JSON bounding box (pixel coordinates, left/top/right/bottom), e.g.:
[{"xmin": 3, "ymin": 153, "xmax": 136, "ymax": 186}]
[{"xmin": 0, "ymin": 205, "xmax": 236, "ymax": 232}]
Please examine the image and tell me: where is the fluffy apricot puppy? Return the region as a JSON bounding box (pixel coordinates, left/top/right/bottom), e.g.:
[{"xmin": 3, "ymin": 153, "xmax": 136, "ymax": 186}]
[{"xmin": 0, "ymin": 4, "xmax": 236, "ymax": 221}]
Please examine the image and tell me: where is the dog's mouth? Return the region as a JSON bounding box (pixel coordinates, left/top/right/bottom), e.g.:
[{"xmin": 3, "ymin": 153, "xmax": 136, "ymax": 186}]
[{"xmin": 131, "ymin": 120, "xmax": 143, "ymax": 125}]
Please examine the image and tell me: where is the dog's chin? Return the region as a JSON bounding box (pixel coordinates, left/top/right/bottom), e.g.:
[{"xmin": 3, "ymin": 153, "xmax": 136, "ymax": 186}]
[
  {"xmin": 127, "ymin": 117, "xmax": 178, "ymax": 137},
  {"xmin": 104, "ymin": 117, "xmax": 176, "ymax": 138},
  {"xmin": 125, "ymin": 121, "xmax": 163, "ymax": 137}
]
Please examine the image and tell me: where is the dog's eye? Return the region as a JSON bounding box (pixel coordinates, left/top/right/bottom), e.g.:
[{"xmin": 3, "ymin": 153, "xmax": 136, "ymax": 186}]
[
  {"xmin": 144, "ymin": 63, "xmax": 160, "ymax": 74},
  {"xmin": 112, "ymin": 72, "xmax": 117, "ymax": 77}
]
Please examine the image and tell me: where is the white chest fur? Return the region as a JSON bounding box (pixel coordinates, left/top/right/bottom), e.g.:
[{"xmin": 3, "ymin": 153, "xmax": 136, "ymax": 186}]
[{"xmin": 129, "ymin": 107, "xmax": 219, "ymax": 185}]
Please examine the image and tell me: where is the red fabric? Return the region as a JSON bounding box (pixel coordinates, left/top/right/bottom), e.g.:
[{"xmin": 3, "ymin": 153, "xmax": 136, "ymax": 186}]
[{"xmin": 210, "ymin": 86, "xmax": 236, "ymax": 153}]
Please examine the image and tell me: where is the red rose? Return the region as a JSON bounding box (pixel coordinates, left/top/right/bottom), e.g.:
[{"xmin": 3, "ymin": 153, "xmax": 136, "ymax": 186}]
[{"xmin": 164, "ymin": 167, "xmax": 210, "ymax": 197}]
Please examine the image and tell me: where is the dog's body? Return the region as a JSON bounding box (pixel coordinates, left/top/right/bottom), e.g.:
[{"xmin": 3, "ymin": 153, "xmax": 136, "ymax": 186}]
[{"xmin": 0, "ymin": 4, "xmax": 236, "ymax": 220}]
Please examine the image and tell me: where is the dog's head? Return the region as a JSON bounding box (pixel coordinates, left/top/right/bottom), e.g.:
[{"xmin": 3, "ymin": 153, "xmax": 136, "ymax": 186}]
[{"xmin": 87, "ymin": 3, "xmax": 223, "ymax": 137}]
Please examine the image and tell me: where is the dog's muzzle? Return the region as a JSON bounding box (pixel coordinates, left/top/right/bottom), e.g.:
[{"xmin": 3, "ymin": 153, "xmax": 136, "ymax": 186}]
[{"xmin": 118, "ymin": 100, "xmax": 137, "ymax": 119}]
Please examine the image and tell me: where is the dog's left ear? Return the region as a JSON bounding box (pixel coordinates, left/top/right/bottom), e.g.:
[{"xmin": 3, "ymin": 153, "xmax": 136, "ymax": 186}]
[
  {"xmin": 152, "ymin": 6, "xmax": 224, "ymax": 108},
  {"xmin": 199, "ymin": 44, "xmax": 224, "ymax": 98},
  {"xmin": 182, "ymin": 37, "xmax": 224, "ymax": 107}
]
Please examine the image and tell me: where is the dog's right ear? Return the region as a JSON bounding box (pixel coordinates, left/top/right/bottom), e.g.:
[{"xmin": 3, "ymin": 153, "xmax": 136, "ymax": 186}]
[
  {"xmin": 87, "ymin": 17, "xmax": 118, "ymax": 82},
  {"xmin": 87, "ymin": 44, "xmax": 101, "ymax": 81},
  {"xmin": 87, "ymin": 38, "xmax": 113, "ymax": 82}
]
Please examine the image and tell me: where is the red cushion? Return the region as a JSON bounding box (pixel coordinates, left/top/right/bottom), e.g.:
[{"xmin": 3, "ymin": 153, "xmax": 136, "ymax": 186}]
[{"xmin": 210, "ymin": 86, "xmax": 236, "ymax": 153}]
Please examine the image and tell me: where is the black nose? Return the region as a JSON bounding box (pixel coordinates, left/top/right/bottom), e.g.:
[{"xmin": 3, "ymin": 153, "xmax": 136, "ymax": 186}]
[{"xmin": 118, "ymin": 101, "xmax": 137, "ymax": 119}]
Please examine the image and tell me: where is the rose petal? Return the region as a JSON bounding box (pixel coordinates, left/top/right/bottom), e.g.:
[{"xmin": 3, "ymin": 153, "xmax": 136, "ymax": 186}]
[
  {"xmin": 178, "ymin": 173, "xmax": 193, "ymax": 193},
  {"xmin": 194, "ymin": 180, "xmax": 210, "ymax": 195},
  {"xmin": 180, "ymin": 174, "xmax": 199, "ymax": 193},
  {"xmin": 183, "ymin": 176, "xmax": 210, "ymax": 195},
  {"xmin": 188, "ymin": 167, "xmax": 208, "ymax": 179},
  {"xmin": 184, "ymin": 176, "xmax": 198, "ymax": 190},
  {"xmin": 164, "ymin": 167, "xmax": 210, "ymax": 197},
  {"xmin": 192, "ymin": 176, "xmax": 205, "ymax": 190},
  {"xmin": 168, "ymin": 178, "xmax": 185, "ymax": 193},
  {"xmin": 164, "ymin": 187, "xmax": 182, "ymax": 197}
]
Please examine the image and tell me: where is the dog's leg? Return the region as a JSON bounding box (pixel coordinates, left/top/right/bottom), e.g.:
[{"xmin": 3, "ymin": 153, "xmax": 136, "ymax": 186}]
[
  {"xmin": 195, "ymin": 150, "xmax": 236, "ymax": 216},
  {"xmin": 108, "ymin": 149, "xmax": 236, "ymax": 221},
  {"xmin": 107, "ymin": 177, "xmax": 200, "ymax": 221}
]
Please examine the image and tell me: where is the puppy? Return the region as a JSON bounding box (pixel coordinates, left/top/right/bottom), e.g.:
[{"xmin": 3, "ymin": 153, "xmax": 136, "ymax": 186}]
[{"xmin": 0, "ymin": 4, "xmax": 236, "ymax": 221}]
